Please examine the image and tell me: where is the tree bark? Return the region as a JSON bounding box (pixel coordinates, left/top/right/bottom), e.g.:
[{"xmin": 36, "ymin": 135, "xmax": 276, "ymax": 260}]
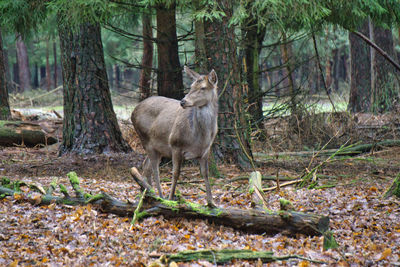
[
  {"xmin": 348, "ymin": 20, "xmax": 371, "ymax": 113},
  {"xmin": 193, "ymin": 0, "xmax": 208, "ymax": 73},
  {"xmin": 15, "ymin": 34, "xmax": 31, "ymax": 92},
  {"xmin": 53, "ymin": 41, "xmax": 57, "ymax": 88},
  {"xmin": 242, "ymin": 11, "xmax": 266, "ymax": 128},
  {"xmin": 46, "ymin": 39, "xmax": 51, "ymax": 91},
  {"xmin": 370, "ymin": 23, "xmax": 399, "ymax": 113},
  {"xmin": 139, "ymin": 12, "xmax": 153, "ymax": 100},
  {"xmin": 58, "ymin": 21, "xmax": 131, "ymax": 154},
  {"xmin": 33, "ymin": 63, "xmax": 39, "ymax": 89},
  {"xmin": 113, "ymin": 64, "xmax": 120, "ymax": 91},
  {"xmin": 156, "ymin": 1, "xmax": 184, "ymax": 100},
  {"xmin": 202, "ymin": 0, "xmax": 252, "ymax": 169},
  {"xmin": 0, "ymin": 28, "xmax": 11, "ymax": 120}
]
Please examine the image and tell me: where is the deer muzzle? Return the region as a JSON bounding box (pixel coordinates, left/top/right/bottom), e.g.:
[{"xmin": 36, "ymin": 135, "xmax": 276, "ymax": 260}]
[{"xmin": 180, "ymin": 99, "xmax": 191, "ymax": 109}]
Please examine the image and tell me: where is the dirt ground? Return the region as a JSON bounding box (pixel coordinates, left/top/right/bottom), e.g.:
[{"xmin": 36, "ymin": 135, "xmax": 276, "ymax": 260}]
[{"xmin": 1, "ymin": 116, "xmax": 400, "ymax": 266}]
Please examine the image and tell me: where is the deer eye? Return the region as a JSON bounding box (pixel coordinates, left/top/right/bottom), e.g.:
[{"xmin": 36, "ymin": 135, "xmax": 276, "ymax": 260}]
[{"xmin": 200, "ymin": 87, "xmax": 206, "ymax": 91}]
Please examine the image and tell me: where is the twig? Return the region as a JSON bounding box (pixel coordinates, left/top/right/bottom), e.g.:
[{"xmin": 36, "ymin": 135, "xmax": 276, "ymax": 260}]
[
  {"xmin": 131, "ymin": 188, "xmax": 147, "ymax": 227},
  {"xmin": 352, "ymin": 30, "xmax": 400, "ymax": 72},
  {"xmin": 263, "ymin": 179, "xmax": 302, "ymax": 192}
]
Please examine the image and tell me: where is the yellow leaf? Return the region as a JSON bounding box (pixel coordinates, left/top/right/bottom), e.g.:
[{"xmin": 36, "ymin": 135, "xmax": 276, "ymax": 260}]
[
  {"xmin": 184, "ymin": 234, "xmax": 190, "ymax": 239},
  {"xmin": 369, "ymin": 186, "xmax": 377, "ymax": 192},
  {"xmin": 13, "ymin": 193, "xmax": 23, "ymax": 200},
  {"xmin": 41, "ymin": 257, "xmax": 49, "ymax": 263},
  {"xmin": 378, "ymin": 248, "xmax": 392, "ymax": 261},
  {"xmin": 9, "ymin": 260, "xmax": 18, "ymax": 267},
  {"xmin": 298, "ymin": 261, "xmax": 310, "ymax": 267}
]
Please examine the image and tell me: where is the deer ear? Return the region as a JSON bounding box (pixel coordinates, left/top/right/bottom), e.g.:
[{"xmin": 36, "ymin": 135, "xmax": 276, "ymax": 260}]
[
  {"xmin": 184, "ymin": 66, "xmax": 200, "ymax": 80},
  {"xmin": 208, "ymin": 69, "xmax": 218, "ymax": 86}
]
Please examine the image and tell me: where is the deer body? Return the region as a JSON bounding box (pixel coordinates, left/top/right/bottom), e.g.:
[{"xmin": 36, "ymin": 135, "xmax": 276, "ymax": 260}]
[{"xmin": 131, "ymin": 67, "xmax": 218, "ymax": 206}]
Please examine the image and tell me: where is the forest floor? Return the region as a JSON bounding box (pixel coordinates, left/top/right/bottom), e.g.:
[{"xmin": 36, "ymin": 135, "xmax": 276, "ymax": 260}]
[{"xmin": 1, "ymin": 107, "xmax": 400, "ymax": 266}]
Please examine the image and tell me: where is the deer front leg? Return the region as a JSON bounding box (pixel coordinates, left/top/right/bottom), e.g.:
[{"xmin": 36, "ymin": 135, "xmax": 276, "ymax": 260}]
[
  {"xmin": 169, "ymin": 151, "xmax": 182, "ymax": 200},
  {"xmin": 199, "ymin": 156, "xmax": 215, "ymax": 208}
]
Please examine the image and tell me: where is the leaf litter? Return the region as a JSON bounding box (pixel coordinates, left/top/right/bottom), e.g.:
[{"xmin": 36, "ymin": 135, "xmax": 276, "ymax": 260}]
[{"xmin": 0, "ymin": 145, "xmax": 400, "ymax": 266}]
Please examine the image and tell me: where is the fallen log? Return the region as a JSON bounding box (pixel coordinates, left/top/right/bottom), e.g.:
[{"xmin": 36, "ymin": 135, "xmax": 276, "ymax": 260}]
[
  {"xmin": 158, "ymin": 249, "xmax": 327, "ymax": 264},
  {"xmin": 254, "ymin": 139, "xmax": 400, "ymax": 160},
  {"xmin": 0, "ymin": 170, "xmax": 330, "ymax": 236},
  {"xmin": 0, "ymin": 120, "xmax": 58, "ymax": 147},
  {"xmin": 383, "ymin": 173, "xmax": 400, "ymax": 199},
  {"xmin": 129, "ymin": 168, "xmax": 329, "ymax": 236}
]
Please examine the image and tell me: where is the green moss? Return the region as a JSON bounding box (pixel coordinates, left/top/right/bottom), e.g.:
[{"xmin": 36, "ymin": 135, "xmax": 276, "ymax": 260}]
[
  {"xmin": 59, "ymin": 184, "xmax": 68, "ymax": 195},
  {"xmin": 1, "ymin": 177, "xmax": 11, "ymax": 187},
  {"xmin": 67, "ymin": 172, "xmax": 80, "ymax": 185},
  {"xmin": 86, "ymin": 194, "xmax": 104, "ymax": 203},
  {"xmin": 187, "ymin": 201, "xmax": 223, "ymax": 216},
  {"xmin": 279, "ymin": 198, "xmax": 292, "ymax": 207},
  {"xmin": 277, "ymin": 210, "xmax": 291, "ymax": 219}
]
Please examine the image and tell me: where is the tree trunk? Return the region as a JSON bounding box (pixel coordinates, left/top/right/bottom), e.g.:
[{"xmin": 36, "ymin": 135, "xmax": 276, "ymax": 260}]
[
  {"xmin": 113, "ymin": 64, "xmax": 120, "ymax": 91},
  {"xmin": 332, "ymin": 48, "xmax": 340, "ymax": 91},
  {"xmin": 242, "ymin": 12, "xmax": 266, "ymax": 128},
  {"xmin": 202, "ymin": 0, "xmax": 252, "ymax": 169},
  {"xmin": 13, "ymin": 61, "xmax": 19, "ymax": 89},
  {"xmin": 348, "ymin": 20, "xmax": 371, "ymax": 113},
  {"xmin": 15, "ymin": 34, "xmax": 31, "ymax": 92},
  {"xmin": 0, "ymin": 28, "xmax": 11, "ymax": 120},
  {"xmin": 40, "ymin": 65, "xmax": 46, "ymax": 82},
  {"xmin": 33, "ymin": 63, "xmax": 39, "ymax": 89},
  {"xmin": 371, "ymin": 23, "xmax": 399, "ymax": 113},
  {"xmin": 280, "ymin": 34, "xmax": 297, "ymax": 113},
  {"xmin": 156, "ymin": 1, "xmax": 184, "ymax": 100},
  {"xmin": 53, "ymin": 41, "xmax": 57, "ymax": 88},
  {"xmin": 193, "ymin": 0, "xmax": 208, "ymax": 73},
  {"xmin": 46, "ymin": 39, "xmax": 51, "ymax": 91},
  {"xmin": 58, "ymin": 21, "xmax": 131, "ymax": 154},
  {"xmin": 139, "ymin": 12, "xmax": 153, "ymax": 100}
]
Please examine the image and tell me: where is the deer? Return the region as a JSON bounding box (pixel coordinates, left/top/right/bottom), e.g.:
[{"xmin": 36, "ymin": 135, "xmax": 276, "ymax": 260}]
[{"xmin": 131, "ymin": 66, "xmax": 218, "ymax": 207}]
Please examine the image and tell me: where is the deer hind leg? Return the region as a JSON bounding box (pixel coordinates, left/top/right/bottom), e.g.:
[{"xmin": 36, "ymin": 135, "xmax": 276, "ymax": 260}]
[
  {"xmin": 142, "ymin": 156, "xmax": 153, "ymax": 186},
  {"xmin": 169, "ymin": 150, "xmax": 182, "ymax": 200},
  {"xmin": 148, "ymin": 151, "xmax": 163, "ymax": 198},
  {"xmin": 199, "ymin": 155, "xmax": 215, "ymax": 207}
]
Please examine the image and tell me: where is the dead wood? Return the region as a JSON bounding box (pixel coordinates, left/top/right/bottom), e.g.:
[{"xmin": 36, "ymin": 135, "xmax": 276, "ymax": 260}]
[
  {"xmin": 0, "ymin": 120, "xmax": 58, "ymax": 147},
  {"xmin": 130, "ymin": 168, "xmax": 329, "ymax": 236},
  {"xmin": 160, "ymin": 249, "xmax": 326, "ymax": 264},
  {"xmin": 255, "ymin": 139, "xmax": 400, "ymax": 160},
  {"xmin": 0, "ymin": 169, "xmax": 330, "ymax": 237},
  {"xmin": 383, "ymin": 173, "xmax": 400, "ymax": 199}
]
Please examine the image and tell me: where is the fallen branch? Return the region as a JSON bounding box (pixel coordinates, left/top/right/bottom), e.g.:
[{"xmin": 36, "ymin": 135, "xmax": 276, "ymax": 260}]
[
  {"xmin": 263, "ymin": 179, "xmax": 303, "ymax": 192},
  {"xmin": 383, "ymin": 173, "xmax": 400, "ymax": 199},
  {"xmin": 254, "ymin": 139, "xmax": 400, "ymax": 160},
  {"xmin": 159, "ymin": 249, "xmax": 327, "ymax": 264}
]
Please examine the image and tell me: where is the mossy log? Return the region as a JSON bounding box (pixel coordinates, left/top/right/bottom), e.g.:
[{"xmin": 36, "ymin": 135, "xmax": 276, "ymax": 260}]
[
  {"xmin": 0, "ymin": 120, "xmax": 58, "ymax": 147},
  {"xmin": 0, "ymin": 169, "xmax": 330, "ymax": 236},
  {"xmin": 130, "ymin": 168, "xmax": 329, "ymax": 236},
  {"xmin": 161, "ymin": 249, "xmax": 325, "ymax": 264},
  {"xmin": 383, "ymin": 173, "xmax": 400, "ymax": 199}
]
